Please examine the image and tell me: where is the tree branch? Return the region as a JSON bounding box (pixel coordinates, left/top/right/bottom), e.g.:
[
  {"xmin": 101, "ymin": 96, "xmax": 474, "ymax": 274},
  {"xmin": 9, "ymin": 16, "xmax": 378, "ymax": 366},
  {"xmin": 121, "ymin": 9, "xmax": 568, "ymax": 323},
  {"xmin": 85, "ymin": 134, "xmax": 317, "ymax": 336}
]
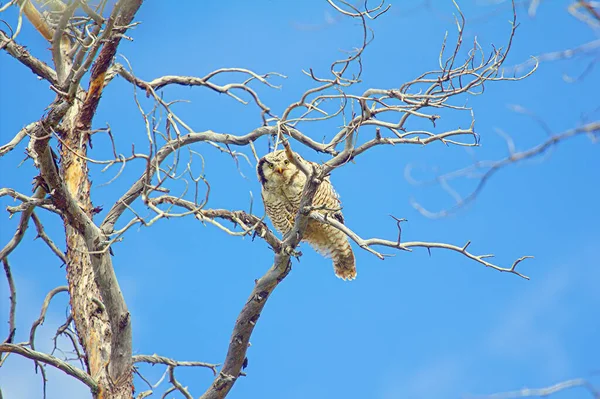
[
  {"xmin": 0, "ymin": 188, "xmax": 58, "ymax": 215},
  {"xmin": 200, "ymin": 153, "xmax": 324, "ymax": 399},
  {"xmin": 146, "ymin": 196, "xmax": 282, "ymax": 252},
  {"xmin": 309, "ymin": 212, "xmax": 531, "ymax": 279},
  {"xmin": 2, "ymin": 259, "xmax": 16, "ymax": 345},
  {"xmin": 114, "ymin": 63, "xmax": 281, "ymax": 115},
  {"xmin": 29, "ymin": 286, "xmax": 69, "ymax": 351},
  {"xmin": 75, "ymin": 0, "xmax": 144, "ymax": 131},
  {"xmin": 409, "ymin": 121, "xmax": 600, "ymax": 218},
  {"xmin": 0, "ymin": 122, "xmax": 37, "ymax": 157},
  {"xmin": 472, "ymin": 377, "xmax": 600, "ymax": 398},
  {"xmin": 30, "ymin": 212, "xmax": 67, "ymax": 264},
  {"xmin": 0, "ymin": 343, "xmax": 98, "ymax": 393},
  {"xmin": 0, "ymin": 30, "xmax": 58, "ymax": 84},
  {"xmin": 133, "ymin": 353, "xmax": 219, "ymax": 375},
  {"xmin": 0, "ymin": 186, "xmax": 46, "ymax": 261}
]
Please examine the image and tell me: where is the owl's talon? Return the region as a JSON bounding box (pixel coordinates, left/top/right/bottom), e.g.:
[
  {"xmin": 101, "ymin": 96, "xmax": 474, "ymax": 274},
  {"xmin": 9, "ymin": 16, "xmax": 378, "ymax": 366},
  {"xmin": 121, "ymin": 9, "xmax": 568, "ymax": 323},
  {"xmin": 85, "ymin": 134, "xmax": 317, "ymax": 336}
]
[{"xmin": 283, "ymin": 246, "xmax": 302, "ymax": 259}]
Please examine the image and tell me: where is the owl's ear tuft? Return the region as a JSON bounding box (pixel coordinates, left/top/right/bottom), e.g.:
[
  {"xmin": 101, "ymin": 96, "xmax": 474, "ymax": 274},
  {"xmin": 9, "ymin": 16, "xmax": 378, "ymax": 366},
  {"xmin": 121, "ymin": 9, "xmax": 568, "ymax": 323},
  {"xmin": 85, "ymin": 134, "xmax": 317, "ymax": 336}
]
[{"xmin": 257, "ymin": 158, "xmax": 269, "ymax": 186}]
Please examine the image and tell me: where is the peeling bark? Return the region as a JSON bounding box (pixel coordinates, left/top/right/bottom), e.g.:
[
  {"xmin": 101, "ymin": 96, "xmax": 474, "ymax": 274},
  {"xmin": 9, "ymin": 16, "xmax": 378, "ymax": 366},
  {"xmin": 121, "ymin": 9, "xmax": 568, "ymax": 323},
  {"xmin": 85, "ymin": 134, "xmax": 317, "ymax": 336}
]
[
  {"xmin": 54, "ymin": 1, "xmax": 145, "ymax": 397},
  {"xmin": 56, "ymin": 88, "xmax": 129, "ymax": 397}
]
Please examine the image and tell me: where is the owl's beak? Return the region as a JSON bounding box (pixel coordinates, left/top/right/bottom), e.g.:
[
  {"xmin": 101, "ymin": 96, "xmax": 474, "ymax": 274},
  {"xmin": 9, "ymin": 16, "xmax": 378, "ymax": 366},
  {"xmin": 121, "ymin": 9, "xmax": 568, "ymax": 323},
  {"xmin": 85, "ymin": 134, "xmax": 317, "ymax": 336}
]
[{"xmin": 275, "ymin": 166, "xmax": 285, "ymax": 174}]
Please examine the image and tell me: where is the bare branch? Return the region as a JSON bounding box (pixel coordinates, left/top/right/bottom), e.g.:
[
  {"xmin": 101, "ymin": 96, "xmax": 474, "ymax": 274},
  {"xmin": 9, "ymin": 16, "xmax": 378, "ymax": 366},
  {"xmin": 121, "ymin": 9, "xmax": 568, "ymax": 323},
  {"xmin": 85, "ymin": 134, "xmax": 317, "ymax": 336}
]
[
  {"xmin": 570, "ymin": 1, "xmax": 600, "ymax": 28},
  {"xmin": 410, "ymin": 121, "xmax": 600, "ymax": 218},
  {"xmin": 147, "ymin": 196, "xmax": 282, "ymax": 253},
  {"xmin": 0, "ymin": 122, "xmax": 36, "ymax": 157},
  {"xmin": 51, "ymin": 314, "xmax": 85, "ymax": 370},
  {"xmin": 79, "ymin": 1, "xmax": 104, "ymax": 25},
  {"xmin": 30, "ymin": 212, "xmax": 67, "ymax": 264},
  {"xmin": 114, "ymin": 63, "xmax": 281, "ymax": 115},
  {"xmin": 133, "ymin": 354, "xmax": 219, "ymax": 376},
  {"xmin": 0, "ymin": 186, "xmax": 46, "ymax": 261},
  {"xmin": 509, "ymin": 39, "xmax": 600, "ymax": 74},
  {"xmin": 0, "ymin": 343, "xmax": 98, "ymax": 393},
  {"xmin": 101, "ymin": 126, "xmax": 264, "ymax": 233},
  {"xmin": 0, "ymin": 30, "xmax": 58, "ymax": 84},
  {"xmin": 275, "ymin": 0, "xmax": 535, "ymax": 164},
  {"xmin": 50, "ymin": 1, "xmax": 77, "ymax": 84},
  {"xmin": 75, "ymin": 0, "xmax": 145, "ymax": 132},
  {"xmin": 2, "ymin": 259, "xmax": 16, "ymax": 345},
  {"xmin": 29, "ymin": 286, "xmax": 69, "ymax": 350},
  {"xmin": 471, "ymin": 378, "xmax": 600, "ymax": 398},
  {"xmin": 309, "ymin": 212, "xmax": 531, "ymax": 279},
  {"xmin": 0, "ymin": 188, "xmax": 58, "ymax": 215},
  {"xmin": 168, "ymin": 366, "xmax": 193, "ymax": 399},
  {"xmin": 200, "ymin": 147, "xmax": 325, "ymax": 399}
]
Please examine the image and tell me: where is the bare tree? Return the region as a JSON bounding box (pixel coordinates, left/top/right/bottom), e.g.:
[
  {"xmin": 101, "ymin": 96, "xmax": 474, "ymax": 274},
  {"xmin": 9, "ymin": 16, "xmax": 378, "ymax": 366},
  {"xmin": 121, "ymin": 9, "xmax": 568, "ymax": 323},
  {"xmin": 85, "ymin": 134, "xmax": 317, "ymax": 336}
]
[{"xmin": 0, "ymin": 1, "xmax": 540, "ymax": 398}]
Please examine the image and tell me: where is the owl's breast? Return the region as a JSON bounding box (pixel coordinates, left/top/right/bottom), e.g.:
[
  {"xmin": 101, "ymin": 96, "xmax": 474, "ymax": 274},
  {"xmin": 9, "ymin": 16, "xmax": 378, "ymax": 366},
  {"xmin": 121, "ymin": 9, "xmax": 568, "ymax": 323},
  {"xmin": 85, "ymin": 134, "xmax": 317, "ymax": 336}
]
[
  {"xmin": 262, "ymin": 182, "xmax": 304, "ymax": 234},
  {"xmin": 262, "ymin": 186, "xmax": 300, "ymax": 212}
]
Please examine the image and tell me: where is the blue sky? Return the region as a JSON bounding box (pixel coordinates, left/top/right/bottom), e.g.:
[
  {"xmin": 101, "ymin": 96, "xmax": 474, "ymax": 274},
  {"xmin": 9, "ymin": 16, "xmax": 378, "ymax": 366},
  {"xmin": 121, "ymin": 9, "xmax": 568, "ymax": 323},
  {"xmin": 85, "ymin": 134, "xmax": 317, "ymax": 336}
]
[{"xmin": 1, "ymin": 1, "xmax": 599, "ymax": 398}]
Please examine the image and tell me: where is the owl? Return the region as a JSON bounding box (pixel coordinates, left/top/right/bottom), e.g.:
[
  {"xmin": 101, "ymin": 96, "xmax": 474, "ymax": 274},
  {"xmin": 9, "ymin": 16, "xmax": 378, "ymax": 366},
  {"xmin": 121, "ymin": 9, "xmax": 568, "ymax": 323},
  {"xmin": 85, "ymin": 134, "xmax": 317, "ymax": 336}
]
[{"xmin": 257, "ymin": 150, "xmax": 356, "ymax": 280}]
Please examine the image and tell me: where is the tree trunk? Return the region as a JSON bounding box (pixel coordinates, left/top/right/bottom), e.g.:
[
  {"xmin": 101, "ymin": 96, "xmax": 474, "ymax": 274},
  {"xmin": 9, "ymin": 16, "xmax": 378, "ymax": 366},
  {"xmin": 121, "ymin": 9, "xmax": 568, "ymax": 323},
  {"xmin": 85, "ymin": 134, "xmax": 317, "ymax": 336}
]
[{"xmin": 59, "ymin": 93, "xmax": 133, "ymax": 398}]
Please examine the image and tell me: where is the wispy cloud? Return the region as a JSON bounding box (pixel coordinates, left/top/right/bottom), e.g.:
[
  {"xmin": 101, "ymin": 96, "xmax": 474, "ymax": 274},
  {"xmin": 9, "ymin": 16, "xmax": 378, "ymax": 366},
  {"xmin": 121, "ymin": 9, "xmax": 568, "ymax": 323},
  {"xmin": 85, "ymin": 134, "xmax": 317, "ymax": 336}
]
[
  {"xmin": 380, "ymin": 254, "xmax": 600, "ymax": 398},
  {"xmin": 0, "ymin": 275, "xmax": 89, "ymax": 399},
  {"xmin": 484, "ymin": 268, "xmax": 573, "ymax": 377},
  {"xmin": 382, "ymin": 356, "xmax": 469, "ymax": 399},
  {"xmin": 0, "ymin": 313, "xmax": 91, "ymax": 399}
]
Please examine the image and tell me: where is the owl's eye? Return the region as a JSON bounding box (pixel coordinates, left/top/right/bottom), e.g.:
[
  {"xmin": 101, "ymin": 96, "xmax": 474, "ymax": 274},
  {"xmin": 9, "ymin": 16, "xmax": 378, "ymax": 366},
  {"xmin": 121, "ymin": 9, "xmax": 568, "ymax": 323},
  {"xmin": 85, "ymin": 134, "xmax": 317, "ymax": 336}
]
[
  {"xmin": 268, "ymin": 164, "xmax": 274, "ymax": 169},
  {"xmin": 284, "ymin": 160, "xmax": 289, "ymax": 165}
]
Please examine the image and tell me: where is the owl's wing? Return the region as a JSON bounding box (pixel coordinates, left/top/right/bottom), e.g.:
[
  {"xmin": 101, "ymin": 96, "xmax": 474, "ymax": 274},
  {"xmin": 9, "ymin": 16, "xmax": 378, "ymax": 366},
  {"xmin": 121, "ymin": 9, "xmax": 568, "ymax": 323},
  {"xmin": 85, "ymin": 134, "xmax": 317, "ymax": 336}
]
[{"xmin": 312, "ymin": 174, "xmax": 345, "ymax": 223}]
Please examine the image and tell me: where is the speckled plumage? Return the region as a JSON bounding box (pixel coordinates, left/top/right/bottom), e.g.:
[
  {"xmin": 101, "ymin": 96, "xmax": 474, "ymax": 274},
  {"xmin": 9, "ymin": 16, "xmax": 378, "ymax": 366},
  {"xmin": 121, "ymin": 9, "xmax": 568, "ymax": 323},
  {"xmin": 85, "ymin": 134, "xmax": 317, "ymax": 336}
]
[{"xmin": 257, "ymin": 150, "xmax": 356, "ymax": 280}]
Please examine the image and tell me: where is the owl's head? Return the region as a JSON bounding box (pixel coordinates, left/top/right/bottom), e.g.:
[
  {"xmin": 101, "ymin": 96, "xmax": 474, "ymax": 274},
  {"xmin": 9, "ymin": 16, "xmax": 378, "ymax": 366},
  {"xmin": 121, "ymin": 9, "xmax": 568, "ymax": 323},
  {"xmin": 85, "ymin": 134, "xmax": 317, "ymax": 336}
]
[{"xmin": 257, "ymin": 150, "xmax": 300, "ymax": 187}]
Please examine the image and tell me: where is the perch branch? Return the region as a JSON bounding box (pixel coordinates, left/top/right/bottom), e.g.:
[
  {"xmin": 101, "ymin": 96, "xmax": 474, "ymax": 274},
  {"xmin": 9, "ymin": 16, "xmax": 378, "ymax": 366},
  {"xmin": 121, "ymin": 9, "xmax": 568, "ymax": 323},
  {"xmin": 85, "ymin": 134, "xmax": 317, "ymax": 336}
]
[
  {"xmin": 309, "ymin": 212, "xmax": 531, "ymax": 279},
  {"xmin": 199, "ymin": 149, "xmax": 325, "ymax": 399}
]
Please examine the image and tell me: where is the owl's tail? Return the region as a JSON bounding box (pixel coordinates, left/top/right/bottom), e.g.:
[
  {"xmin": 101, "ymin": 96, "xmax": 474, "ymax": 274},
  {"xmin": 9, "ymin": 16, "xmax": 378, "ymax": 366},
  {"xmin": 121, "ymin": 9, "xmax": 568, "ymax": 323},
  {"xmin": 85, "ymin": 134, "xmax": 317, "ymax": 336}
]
[{"xmin": 332, "ymin": 240, "xmax": 356, "ymax": 281}]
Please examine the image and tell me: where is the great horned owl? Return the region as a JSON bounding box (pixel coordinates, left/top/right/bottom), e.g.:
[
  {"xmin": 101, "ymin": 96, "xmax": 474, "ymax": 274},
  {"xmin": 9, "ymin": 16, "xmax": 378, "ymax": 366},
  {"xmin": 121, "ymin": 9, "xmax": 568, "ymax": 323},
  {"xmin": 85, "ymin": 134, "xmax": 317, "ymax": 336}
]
[{"xmin": 257, "ymin": 150, "xmax": 356, "ymax": 280}]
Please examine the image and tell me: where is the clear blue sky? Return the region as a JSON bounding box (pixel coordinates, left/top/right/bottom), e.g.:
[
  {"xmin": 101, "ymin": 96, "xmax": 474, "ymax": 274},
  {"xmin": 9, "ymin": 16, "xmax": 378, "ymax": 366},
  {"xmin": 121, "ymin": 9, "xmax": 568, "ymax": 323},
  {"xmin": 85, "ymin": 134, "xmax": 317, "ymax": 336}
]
[{"xmin": 1, "ymin": 1, "xmax": 599, "ymax": 398}]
